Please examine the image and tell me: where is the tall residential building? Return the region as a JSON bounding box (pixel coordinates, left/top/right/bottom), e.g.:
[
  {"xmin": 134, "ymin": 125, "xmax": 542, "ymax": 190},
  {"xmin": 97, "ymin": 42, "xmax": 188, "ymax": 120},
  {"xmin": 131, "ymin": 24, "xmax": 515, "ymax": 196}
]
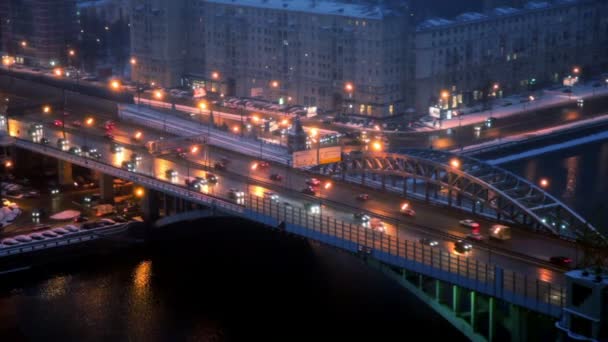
[
  {"xmin": 0, "ymin": 0, "xmax": 78, "ymax": 67},
  {"xmin": 130, "ymin": 0, "xmax": 410, "ymax": 117},
  {"xmin": 413, "ymin": 0, "xmax": 608, "ymax": 114},
  {"xmin": 129, "ymin": 0, "xmax": 608, "ymax": 117}
]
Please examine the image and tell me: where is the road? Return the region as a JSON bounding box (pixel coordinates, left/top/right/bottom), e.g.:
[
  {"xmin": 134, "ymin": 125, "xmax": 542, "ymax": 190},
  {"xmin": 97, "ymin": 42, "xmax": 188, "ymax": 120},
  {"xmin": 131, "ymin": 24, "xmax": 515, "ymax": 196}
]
[{"xmin": 7, "ymin": 112, "xmax": 579, "ymax": 286}]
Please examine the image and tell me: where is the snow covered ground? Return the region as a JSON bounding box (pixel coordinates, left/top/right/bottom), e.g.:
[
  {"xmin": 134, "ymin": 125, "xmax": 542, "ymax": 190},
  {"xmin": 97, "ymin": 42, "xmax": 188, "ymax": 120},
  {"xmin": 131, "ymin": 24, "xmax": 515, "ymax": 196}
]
[{"xmin": 417, "ymin": 82, "xmax": 608, "ymax": 132}]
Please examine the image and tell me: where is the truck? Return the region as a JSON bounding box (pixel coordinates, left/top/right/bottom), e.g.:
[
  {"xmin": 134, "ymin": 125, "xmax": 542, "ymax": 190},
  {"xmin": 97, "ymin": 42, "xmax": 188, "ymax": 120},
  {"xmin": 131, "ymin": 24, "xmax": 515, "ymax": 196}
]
[{"xmin": 489, "ymin": 224, "xmax": 511, "ymax": 241}]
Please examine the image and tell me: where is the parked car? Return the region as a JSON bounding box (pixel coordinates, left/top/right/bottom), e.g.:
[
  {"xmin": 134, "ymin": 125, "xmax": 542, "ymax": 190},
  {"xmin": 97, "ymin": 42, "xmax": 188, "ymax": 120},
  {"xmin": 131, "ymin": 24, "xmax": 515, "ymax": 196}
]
[
  {"xmin": 549, "ymin": 256, "xmax": 573, "ymax": 268},
  {"xmin": 419, "ymin": 238, "xmax": 439, "ymax": 247}
]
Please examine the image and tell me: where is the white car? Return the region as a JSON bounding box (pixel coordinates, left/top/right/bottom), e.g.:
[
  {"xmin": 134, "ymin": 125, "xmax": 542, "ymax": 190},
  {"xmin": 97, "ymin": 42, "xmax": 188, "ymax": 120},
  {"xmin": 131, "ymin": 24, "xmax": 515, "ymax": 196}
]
[
  {"xmin": 41, "ymin": 230, "xmax": 59, "ymax": 238},
  {"xmin": 14, "ymin": 235, "xmax": 33, "ymax": 243},
  {"xmin": 1, "ymin": 237, "xmax": 20, "ymax": 245},
  {"xmin": 459, "ymin": 219, "xmax": 480, "ymax": 229}
]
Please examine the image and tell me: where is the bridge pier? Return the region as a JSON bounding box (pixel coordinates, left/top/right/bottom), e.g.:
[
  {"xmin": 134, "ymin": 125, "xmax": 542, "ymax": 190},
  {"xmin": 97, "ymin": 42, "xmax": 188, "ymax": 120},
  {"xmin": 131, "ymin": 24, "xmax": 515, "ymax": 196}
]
[
  {"xmin": 99, "ymin": 173, "xmax": 114, "ymax": 204},
  {"xmin": 57, "ymin": 159, "xmax": 73, "ymax": 185},
  {"xmin": 508, "ymin": 304, "xmax": 528, "ymax": 342},
  {"xmin": 142, "ymin": 188, "xmax": 160, "ymax": 222},
  {"xmin": 452, "ymin": 285, "xmax": 461, "ymax": 314}
]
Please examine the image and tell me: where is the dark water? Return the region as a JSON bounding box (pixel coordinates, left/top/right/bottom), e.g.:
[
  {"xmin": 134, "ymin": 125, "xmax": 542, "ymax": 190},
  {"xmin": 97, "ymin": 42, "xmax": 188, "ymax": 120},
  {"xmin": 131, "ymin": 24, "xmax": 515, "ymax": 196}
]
[
  {"xmin": 0, "ymin": 218, "xmax": 467, "ymax": 341},
  {"xmin": 503, "ymin": 138, "xmax": 608, "ymax": 230}
]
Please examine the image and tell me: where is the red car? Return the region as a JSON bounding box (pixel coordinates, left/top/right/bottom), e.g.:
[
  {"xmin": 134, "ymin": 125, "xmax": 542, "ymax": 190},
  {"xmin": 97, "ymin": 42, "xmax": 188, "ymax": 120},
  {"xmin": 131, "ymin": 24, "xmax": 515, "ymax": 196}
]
[
  {"xmin": 104, "ymin": 120, "xmax": 116, "ymax": 131},
  {"xmin": 356, "ymin": 193, "xmax": 369, "ymax": 201},
  {"xmin": 53, "ymin": 119, "xmax": 63, "ymax": 127}
]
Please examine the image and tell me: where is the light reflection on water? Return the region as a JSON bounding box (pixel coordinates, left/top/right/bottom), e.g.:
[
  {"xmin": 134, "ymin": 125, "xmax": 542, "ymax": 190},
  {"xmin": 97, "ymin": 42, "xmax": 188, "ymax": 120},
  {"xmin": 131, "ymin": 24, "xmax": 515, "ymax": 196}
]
[{"xmin": 562, "ymin": 155, "xmax": 579, "ymax": 200}]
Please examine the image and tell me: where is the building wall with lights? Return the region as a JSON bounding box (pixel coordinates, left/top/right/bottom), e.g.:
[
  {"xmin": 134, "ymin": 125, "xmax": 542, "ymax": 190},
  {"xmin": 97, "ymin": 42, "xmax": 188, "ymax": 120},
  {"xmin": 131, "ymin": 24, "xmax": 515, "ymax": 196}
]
[
  {"xmin": 412, "ymin": 0, "xmax": 608, "ymax": 113},
  {"xmin": 0, "ymin": 0, "xmax": 78, "ymax": 67},
  {"xmin": 129, "ymin": 0, "xmax": 411, "ymax": 117},
  {"xmin": 129, "ymin": 0, "xmax": 187, "ymax": 87}
]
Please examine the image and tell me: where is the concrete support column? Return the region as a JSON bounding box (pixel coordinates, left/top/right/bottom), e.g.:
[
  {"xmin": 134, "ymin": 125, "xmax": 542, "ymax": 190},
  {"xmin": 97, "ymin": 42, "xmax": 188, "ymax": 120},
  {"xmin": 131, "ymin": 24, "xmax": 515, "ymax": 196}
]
[
  {"xmin": 57, "ymin": 160, "xmax": 73, "ymax": 185},
  {"xmin": 99, "ymin": 174, "xmax": 114, "ymax": 204},
  {"xmin": 509, "ymin": 304, "xmax": 528, "ymax": 342},
  {"xmin": 470, "ymin": 291, "xmax": 477, "ymax": 332},
  {"xmin": 435, "ymin": 279, "xmax": 442, "ymax": 302},
  {"xmin": 452, "ymin": 285, "xmax": 461, "ymax": 314},
  {"xmin": 142, "ymin": 188, "xmax": 160, "ymax": 222},
  {"xmin": 489, "ymin": 297, "xmax": 496, "ymax": 342}
]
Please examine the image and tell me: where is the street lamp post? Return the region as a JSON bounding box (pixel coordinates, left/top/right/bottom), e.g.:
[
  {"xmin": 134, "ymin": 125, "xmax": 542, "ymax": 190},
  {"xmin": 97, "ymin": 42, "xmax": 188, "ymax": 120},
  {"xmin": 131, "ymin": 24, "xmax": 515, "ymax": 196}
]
[{"xmin": 130, "ymin": 57, "xmax": 140, "ymax": 106}]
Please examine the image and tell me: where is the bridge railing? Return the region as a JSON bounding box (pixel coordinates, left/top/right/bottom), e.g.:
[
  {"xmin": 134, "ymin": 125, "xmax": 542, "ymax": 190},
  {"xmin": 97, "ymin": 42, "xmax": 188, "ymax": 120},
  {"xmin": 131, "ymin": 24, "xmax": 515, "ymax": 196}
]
[
  {"xmin": 244, "ymin": 194, "xmax": 564, "ymax": 314},
  {"xmin": 7, "ymin": 134, "xmax": 565, "ymax": 315}
]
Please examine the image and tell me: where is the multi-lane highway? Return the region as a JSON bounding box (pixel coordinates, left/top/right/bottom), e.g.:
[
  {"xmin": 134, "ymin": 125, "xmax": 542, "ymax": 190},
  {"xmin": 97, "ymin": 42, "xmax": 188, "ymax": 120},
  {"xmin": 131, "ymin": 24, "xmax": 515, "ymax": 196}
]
[{"xmin": 7, "ymin": 107, "xmax": 580, "ymax": 286}]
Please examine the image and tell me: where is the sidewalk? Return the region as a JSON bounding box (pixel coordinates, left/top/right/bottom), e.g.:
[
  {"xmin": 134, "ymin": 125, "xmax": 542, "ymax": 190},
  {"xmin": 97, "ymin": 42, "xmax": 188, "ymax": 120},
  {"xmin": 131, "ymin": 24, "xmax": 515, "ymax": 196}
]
[{"xmin": 417, "ymin": 81, "xmax": 608, "ymax": 132}]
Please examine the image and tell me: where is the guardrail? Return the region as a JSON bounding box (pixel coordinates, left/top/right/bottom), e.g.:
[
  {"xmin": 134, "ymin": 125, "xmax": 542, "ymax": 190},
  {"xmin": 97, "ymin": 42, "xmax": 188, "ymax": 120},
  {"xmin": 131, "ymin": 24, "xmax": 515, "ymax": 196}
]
[
  {"xmin": 6, "ymin": 134, "xmax": 564, "ymax": 317},
  {"xmin": 0, "ymin": 223, "xmax": 130, "ymax": 257}
]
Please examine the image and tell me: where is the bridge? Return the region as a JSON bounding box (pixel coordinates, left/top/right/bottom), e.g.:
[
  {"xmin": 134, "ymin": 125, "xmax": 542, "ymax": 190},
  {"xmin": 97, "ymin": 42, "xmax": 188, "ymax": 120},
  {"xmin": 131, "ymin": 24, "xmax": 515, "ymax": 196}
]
[
  {"xmin": 316, "ymin": 149, "xmax": 600, "ymax": 241},
  {"xmin": 0, "ymin": 93, "xmax": 600, "ymax": 340}
]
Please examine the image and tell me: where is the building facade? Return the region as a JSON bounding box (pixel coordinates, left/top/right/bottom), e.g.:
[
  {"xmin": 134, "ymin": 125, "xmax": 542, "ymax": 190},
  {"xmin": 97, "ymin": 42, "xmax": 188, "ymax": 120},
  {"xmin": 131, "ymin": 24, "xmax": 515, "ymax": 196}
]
[
  {"xmin": 413, "ymin": 0, "xmax": 608, "ymax": 114},
  {"xmin": 0, "ymin": 0, "xmax": 78, "ymax": 67},
  {"xmin": 130, "ymin": 0, "xmax": 410, "ymax": 117},
  {"xmin": 78, "ymin": 0, "xmax": 129, "ymax": 25},
  {"xmin": 129, "ymin": 0, "xmax": 608, "ymax": 117}
]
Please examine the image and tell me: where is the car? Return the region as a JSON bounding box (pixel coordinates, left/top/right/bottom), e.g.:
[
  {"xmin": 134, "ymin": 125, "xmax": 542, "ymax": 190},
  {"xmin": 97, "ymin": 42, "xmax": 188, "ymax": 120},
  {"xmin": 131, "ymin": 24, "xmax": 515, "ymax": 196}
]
[
  {"xmin": 39, "ymin": 137, "xmax": 50, "ymax": 145},
  {"xmin": 57, "ymin": 138, "xmax": 69, "ymax": 151},
  {"xmin": 99, "ymin": 218, "xmax": 116, "ymax": 225},
  {"xmin": 74, "ymin": 215, "xmax": 89, "ymax": 223},
  {"xmin": 214, "ymin": 162, "xmax": 226, "ymax": 170},
  {"xmin": 454, "ymin": 240, "xmax": 472, "ymax": 254},
  {"xmin": 369, "ymin": 219, "xmax": 386, "ymax": 233},
  {"xmin": 228, "ymin": 188, "xmax": 245, "ymax": 200},
  {"xmin": 53, "ymin": 119, "xmax": 63, "ymax": 127},
  {"xmin": 301, "ymin": 186, "xmax": 316, "ymax": 196},
  {"xmin": 49, "ymin": 187, "xmax": 60, "ymax": 195},
  {"xmin": 549, "ymin": 256, "xmax": 573, "ymax": 267},
  {"xmin": 263, "ymin": 191, "xmax": 280, "ymax": 202},
  {"xmin": 304, "ymin": 203, "xmax": 321, "ymax": 214},
  {"xmin": 29, "ymin": 233, "xmax": 46, "ymax": 241},
  {"xmin": 356, "ymin": 193, "xmax": 369, "ymax": 201},
  {"xmin": 419, "ymin": 238, "xmax": 439, "ymax": 247},
  {"xmin": 110, "ymin": 143, "xmax": 123, "ymax": 153},
  {"xmin": 41, "ymin": 230, "xmax": 59, "ymax": 238},
  {"xmin": 68, "ymin": 146, "xmax": 82, "ymax": 155},
  {"xmin": 205, "ymin": 173, "xmax": 218, "ymax": 183},
  {"xmin": 14, "ymin": 235, "xmax": 33, "ymax": 243},
  {"xmin": 306, "ymin": 178, "xmax": 321, "ymax": 186},
  {"xmin": 185, "ymin": 177, "xmax": 206, "ymax": 190},
  {"xmin": 459, "ymin": 219, "xmax": 480, "ymax": 229},
  {"xmin": 270, "ymin": 173, "xmax": 283, "ymax": 181},
  {"xmin": 31, "ymin": 208, "xmax": 46, "ymax": 218},
  {"xmin": 353, "ymin": 212, "xmax": 371, "ymax": 222},
  {"xmin": 122, "ymin": 160, "xmax": 136, "ymax": 172},
  {"xmin": 72, "ymin": 120, "xmax": 82, "ymax": 127},
  {"xmin": 258, "ymin": 161, "xmax": 269, "ymax": 168},
  {"xmin": 104, "ymin": 132, "xmax": 115, "ymax": 140},
  {"xmin": 111, "ymin": 216, "xmax": 128, "ymax": 223},
  {"xmin": 1, "ymin": 238, "xmax": 20, "ymax": 246},
  {"xmin": 52, "ymin": 227, "xmax": 70, "ymax": 235},
  {"xmin": 90, "ymin": 151, "xmax": 102, "ymax": 159},
  {"xmin": 131, "ymin": 153, "xmax": 143, "ymax": 163},
  {"xmin": 466, "ymin": 232, "xmax": 484, "ymax": 242}
]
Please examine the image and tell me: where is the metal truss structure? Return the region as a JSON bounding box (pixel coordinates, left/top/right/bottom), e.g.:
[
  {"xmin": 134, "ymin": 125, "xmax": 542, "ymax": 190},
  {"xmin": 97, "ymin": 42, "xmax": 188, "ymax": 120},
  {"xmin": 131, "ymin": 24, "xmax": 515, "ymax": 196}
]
[{"xmin": 316, "ymin": 148, "xmax": 600, "ymax": 240}]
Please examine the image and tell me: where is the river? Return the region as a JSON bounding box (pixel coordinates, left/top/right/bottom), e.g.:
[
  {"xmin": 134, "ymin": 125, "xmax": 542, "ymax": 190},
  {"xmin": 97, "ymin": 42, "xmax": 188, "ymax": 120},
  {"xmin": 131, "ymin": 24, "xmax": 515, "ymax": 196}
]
[
  {"xmin": 502, "ymin": 138, "xmax": 608, "ymax": 231},
  {"xmin": 0, "ymin": 218, "xmax": 468, "ymax": 341}
]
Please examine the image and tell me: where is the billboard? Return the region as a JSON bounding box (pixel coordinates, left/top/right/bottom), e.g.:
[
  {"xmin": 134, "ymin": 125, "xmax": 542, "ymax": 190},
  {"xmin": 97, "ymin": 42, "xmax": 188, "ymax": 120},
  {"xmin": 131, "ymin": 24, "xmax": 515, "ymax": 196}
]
[{"xmin": 292, "ymin": 146, "xmax": 341, "ymax": 168}]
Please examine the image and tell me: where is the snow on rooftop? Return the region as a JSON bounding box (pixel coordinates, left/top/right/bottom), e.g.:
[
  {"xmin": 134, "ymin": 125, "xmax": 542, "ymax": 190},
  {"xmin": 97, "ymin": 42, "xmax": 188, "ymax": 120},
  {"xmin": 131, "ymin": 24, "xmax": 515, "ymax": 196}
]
[
  {"xmin": 206, "ymin": 0, "xmax": 387, "ymax": 20},
  {"xmin": 416, "ymin": 17, "xmax": 454, "ymax": 30},
  {"xmin": 493, "ymin": 7, "xmax": 520, "ymax": 16},
  {"xmin": 524, "ymin": 1, "xmax": 550, "ymax": 10},
  {"xmin": 455, "ymin": 12, "xmax": 486, "ymax": 22}
]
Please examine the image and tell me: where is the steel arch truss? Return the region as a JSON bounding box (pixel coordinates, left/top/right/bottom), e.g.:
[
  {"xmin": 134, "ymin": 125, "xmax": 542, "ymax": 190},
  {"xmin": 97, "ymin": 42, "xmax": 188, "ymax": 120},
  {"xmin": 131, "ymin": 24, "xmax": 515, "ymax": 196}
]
[{"xmin": 316, "ymin": 148, "xmax": 599, "ymax": 240}]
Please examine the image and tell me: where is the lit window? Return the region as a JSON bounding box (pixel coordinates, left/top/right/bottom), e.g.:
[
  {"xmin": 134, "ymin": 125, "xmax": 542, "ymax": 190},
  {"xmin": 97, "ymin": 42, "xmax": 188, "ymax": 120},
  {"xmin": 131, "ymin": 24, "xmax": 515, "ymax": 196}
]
[
  {"xmin": 359, "ymin": 104, "xmax": 365, "ymax": 114},
  {"xmin": 389, "ymin": 105, "xmax": 394, "ymax": 115}
]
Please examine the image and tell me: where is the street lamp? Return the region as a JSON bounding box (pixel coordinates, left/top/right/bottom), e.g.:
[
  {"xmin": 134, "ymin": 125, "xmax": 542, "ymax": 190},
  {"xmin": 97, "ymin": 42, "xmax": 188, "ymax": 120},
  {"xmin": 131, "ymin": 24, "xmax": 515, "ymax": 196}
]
[
  {"xmin": 271, "ymin": 80, "xmax": 279, "ymax": 88},
  {"xmin": 154, "ymin": 90, "xmax": 163, "ymax": 100},
  {"xmin": 134, "ymin": 187, "xmax": 145, "ymax": 198},
  {"xmin": 20, "ymin": 41, "xmax": 27, "ymax": 48},
  {"xmin": 85, "ymin": 117, "xmax": 94, "ymax": 127},
  {"xmin": 130, "ymin": 57, "xmax": 141, "ymax": 105},
  {"xmin": 110, "ymin": 79, "xmax": 121, "ymax": 90},
  {"xmin": 540, "ymin": 178, "xmax": 549, "ymax": 188},
  {"xmin": 53, "ymin": 68, "xmax": 63, "ymax": 77},
  {"xmin": 450, "ymin": 158, "xmax": 460, "ymax": 168},
  {"xmin": 372, "ymin": 141, "xmax": 383, "ymax": 152},
  {"xmin": 344, "ymin": 82, "xmax": 354, "ymax": 115},
  {"xmin": 43, "ymin": 105, "xmax": 51, "ymax": 114}
]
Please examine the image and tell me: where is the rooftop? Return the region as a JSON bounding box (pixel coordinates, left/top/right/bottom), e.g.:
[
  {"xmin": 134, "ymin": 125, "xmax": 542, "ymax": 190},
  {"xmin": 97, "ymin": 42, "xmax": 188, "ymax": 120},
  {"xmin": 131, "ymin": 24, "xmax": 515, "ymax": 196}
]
[
  {"xmin": 416, "ymin": 0, "xmax": 583, "ymax": 31},
  {"xmin": 206, "ymin": 0, "xmax": 392, "ymax": 20}
]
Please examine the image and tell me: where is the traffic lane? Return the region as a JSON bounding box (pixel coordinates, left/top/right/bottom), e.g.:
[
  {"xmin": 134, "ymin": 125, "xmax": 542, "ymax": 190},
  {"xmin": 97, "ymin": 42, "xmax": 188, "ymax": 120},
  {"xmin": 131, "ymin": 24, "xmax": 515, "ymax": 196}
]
[
  {"xmin": 11, "ymin": 118, "xmax": 572, "ymax": 275},
  {"xmin": 233, "ymin": 153, "xmax": 577, "ymax": 263},
  {"xmin": 388, "ymin": 94, "xmax": 608, "ymax": 150}
]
